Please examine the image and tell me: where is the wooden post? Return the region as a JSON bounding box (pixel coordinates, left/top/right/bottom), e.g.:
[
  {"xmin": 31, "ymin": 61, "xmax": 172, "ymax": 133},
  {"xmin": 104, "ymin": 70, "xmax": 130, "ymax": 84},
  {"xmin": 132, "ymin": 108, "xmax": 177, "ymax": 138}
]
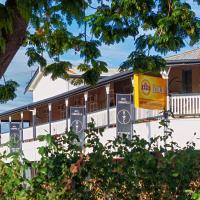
[
  {"xmin": 48, "ymin": 103, "xmax": 52, "ymax": 134},
  {"xmin": 65, "ymin": 98, "xmax": 69, "ymax": 131},
  {"xmin": 32, "ymin": 108, "xmax": 36, "ymax": 139},
  {"xmin": 106, "ymin": 84, "xmax": 110, "ymax": 127},
  {"xmin": 21, "ymin": 112, "xmax": 24, "ymax": 142},
  {"xmin": 84, "ymin": 92, "xmax": 88, "ymax": 129}
]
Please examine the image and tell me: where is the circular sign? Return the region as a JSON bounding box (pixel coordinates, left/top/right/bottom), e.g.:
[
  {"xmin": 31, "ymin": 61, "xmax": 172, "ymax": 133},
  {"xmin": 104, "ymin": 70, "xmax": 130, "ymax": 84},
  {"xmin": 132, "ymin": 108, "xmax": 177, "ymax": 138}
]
[
  {"xmin": 71, "ymin": 120, "xmax": 83, "ymax": 133},
  {"xmin": 117, "ymin": 109, "xmax": 131, "ymax": 124},
  {"xmin": 141, "ymin": 79, "xmax": 151, "ymax": 95}
]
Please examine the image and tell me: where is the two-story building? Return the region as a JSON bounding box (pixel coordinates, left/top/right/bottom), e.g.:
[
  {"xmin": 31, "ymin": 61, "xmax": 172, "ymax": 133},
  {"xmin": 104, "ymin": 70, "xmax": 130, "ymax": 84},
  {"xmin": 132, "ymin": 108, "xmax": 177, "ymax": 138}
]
[{"xmin": 0, "ymin": 49, "xmax": 200, "ymax": 161}]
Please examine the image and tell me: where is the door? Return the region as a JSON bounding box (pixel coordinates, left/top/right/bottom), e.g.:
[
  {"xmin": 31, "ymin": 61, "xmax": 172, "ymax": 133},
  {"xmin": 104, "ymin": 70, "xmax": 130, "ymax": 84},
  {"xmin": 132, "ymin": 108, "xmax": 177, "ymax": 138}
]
[{"xmin": 182, "ymin": 70, "xmax": 192, "ymax": 93}]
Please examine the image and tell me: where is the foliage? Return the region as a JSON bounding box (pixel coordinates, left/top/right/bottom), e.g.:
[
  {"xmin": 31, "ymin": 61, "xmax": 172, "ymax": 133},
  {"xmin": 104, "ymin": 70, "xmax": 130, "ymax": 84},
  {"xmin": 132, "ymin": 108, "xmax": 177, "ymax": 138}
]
[
  {"xmin": 186, "ymin": 177, "xmax": 200, "ymax": 199},
  {"xmin": 14, "ymin": 0, "xmax": 107, "ymax": 85},
  {"xmin": 0, "ymin": 80, "xmax": 19, "ymax": 103},
  {"xmin": 0, "ymin": 120, "xmax": 199, "ymax": 199},
  {"xmin": 88, "ymin": 0, "xmax": 200, "ymax": 71},
  {"xmin": 0, "ymin": 150, "xmax": 30, "ymax": 199},
  {"xmin": 1, "ymin": 0, "xmax": 200, "ymax": 102},
  {"xmin": 43, "ymin": 61, "xmax": 72, "ymax": 80},
  {"xmin": 186, "ymin": 188, "xmax": 200, "ymax": 200}
]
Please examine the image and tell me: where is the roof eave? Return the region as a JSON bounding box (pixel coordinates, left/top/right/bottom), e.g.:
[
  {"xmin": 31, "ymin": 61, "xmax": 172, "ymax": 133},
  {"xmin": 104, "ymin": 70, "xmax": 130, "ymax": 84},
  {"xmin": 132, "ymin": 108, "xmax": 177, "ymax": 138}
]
[
  {"xmin": 0, "ymin": 70, "xmax": 133, "ymax": 118},
  {"xmin": 166, "ymin": 59, "xmax": 200, "ymax": 65},
  {"xmin": 24, "ymin": 68, "xmax": 41, "ymax": 93},
  {"xmin": 24, "ymin": 68, "xmax": 118, "ymax": 94}
]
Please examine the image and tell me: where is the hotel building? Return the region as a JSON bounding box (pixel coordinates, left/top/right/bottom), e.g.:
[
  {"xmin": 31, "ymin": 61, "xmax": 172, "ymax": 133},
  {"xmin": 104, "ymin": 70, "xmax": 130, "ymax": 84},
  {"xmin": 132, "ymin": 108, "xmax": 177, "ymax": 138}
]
[{"xmin": 0, "ymin": 49, "xmax": 200, "ymax": 161}]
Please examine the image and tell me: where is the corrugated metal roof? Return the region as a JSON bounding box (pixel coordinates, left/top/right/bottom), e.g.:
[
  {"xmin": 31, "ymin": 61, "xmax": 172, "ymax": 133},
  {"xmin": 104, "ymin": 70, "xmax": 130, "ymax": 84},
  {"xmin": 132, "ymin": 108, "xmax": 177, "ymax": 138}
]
[
  {"xmin": 25, "ymin": 66, "xmax": 119, "ymax": 93},
  {"xmin": 0, "ymin": 70, "xmax": 133, "ymax": 118},
  {"xmin": 25, "ymin": 49, "xmax": 200, "ymax": 93},
  {"xmin": 165, "ymin": 48, "xmax": 200, "ymax": 61}
]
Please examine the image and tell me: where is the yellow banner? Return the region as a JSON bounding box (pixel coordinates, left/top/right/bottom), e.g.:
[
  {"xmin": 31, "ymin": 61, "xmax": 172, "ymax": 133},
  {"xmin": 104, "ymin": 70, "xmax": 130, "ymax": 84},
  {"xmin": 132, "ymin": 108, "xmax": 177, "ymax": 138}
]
[{"xmin": 134, "ymin": 74, "xmax": 167, "ymax": 110}]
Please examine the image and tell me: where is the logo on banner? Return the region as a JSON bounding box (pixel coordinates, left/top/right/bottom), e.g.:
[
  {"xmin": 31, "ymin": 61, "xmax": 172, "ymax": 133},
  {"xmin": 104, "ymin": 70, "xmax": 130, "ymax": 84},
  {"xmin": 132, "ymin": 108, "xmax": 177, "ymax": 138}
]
[
  {"xmin": 70, "ymin": 107, "xmax": 85, "ymax": 146},
  {"xmin": 116, "ymin": 94, "xmax": 132, "ymax": 138},
  {"xmin": 141, "ymin": 79, "xmax": 151, "ymax": 95},
  {"xmin": 71, "ymin": 120, "xmax": 83, "ymax": 133},
  {"xmin": 10, "ymin": 123, "xmax": 21, "ymax": 152},
  {"xmin": 134, "ymin": 74, "xmax": 167, "ymax": 110},
  {"xmin": 117, "ymin": 109, "xmax": 131, "ymax": 124}
]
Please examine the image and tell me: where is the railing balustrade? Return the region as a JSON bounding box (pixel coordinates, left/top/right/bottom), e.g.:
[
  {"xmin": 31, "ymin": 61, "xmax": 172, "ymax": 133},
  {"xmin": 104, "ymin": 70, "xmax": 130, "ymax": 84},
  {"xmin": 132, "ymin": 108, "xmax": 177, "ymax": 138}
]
[
  {"xmin": 0, "ymin": 107, "xmax": 165, "ymax": 144},
  {"xmin": 23, "ymin": 127, "xmax": 34, "ymax": 141},
  {"xmin": 1, "ymin": 132, "xmax": 10, "ymax": 144},
  {"xmin": 51, "ymin": 119, "xmax": 67, "ymax": 135},
  {"xmin": 2, "ymin": 93, "xmax": 200, "ymax": 144},
  {"xmin": 170, "ymin": 93, "xmax": 200, "ymax": 115},
  {"xmin": 110, "ymin": 107, "xmax": 116, "ymax": 125},
  {"xmin": 88, "ymin": 109, "xmax": 108, "ymax": 127},
  {"xmin": 36, "ymin": 123, "xmax": 49, "ymax": 137},
  {"xmin": 135, "ymin": 108, "xmax": 162, "ymax": 120}
]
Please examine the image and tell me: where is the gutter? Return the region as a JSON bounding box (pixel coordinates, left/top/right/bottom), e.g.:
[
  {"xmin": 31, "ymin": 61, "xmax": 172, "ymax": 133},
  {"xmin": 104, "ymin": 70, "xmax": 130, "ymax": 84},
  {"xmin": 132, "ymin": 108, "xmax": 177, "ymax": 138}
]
[{"xmin": 166, "ymin": 59, "xmax": 200, "ymax": 65}]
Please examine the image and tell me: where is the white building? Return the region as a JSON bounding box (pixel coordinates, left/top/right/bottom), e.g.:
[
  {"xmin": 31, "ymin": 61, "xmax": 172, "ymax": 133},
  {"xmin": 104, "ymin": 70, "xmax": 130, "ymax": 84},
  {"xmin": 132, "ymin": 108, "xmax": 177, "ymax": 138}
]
[{"xmin": 0, "ymin": 49, "xmax": 200, "ymax": 161}]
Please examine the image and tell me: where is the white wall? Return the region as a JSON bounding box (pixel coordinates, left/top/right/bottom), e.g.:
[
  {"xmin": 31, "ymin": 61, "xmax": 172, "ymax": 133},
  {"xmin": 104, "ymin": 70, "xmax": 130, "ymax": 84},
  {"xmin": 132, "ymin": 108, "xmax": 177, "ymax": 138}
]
[
  {"xmin": 33, "ymin": 75, "xmax": 78, "ymax": 102},
  {"xmin": 22, "ymin": 141, "xmax": 46, "ymax": 161},
  {"xmin": 134, "ymin": 118, "xmax": 200, "ymax": 149},
  {"xmin": 19, "ymin": 118, "xmax": 200, "ymax": 160},
  {"xmin": 99, "ymin": 118, "xmax": 200, "ymax": 149},
  {"xmin": 1, "ymin": 118, "xmax": 200, "ymax": 161}
]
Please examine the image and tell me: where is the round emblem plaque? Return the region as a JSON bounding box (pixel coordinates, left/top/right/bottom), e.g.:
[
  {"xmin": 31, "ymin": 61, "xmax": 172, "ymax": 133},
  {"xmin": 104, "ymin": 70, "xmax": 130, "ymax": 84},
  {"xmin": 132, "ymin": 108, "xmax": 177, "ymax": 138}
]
[
  {"xmin": 117, "ymin": 109, "xmax": 131, "ymax": 124},
  {"xmin": 71, "ymin": 120, "xmax": 83, "ymax": 133}
]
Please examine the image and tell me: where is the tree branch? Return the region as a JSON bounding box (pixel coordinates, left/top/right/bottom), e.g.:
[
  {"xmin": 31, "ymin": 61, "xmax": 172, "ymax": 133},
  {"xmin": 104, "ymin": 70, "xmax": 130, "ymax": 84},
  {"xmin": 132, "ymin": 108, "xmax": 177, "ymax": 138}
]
[{"xmin": 0, "ymin": 0, "xmax": 28, "ymax": 78}]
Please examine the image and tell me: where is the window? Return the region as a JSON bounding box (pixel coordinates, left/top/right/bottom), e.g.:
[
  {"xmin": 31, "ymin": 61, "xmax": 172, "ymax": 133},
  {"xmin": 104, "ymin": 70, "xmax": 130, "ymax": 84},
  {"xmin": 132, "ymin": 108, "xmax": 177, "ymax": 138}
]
[
  {"xmin": 88, "ymin": 94, "xmax": 98, "ymax": 112},
  {"xmin": 182, "ymin": 70, "xmax": 192, "ymax": 93},
  {"xmin": 57, "ymin": 104, "xmax": 65, "ymax": 119},
  {"xmin": 74, "ymin": 97, "xmax": 84, "ymax": 106}
]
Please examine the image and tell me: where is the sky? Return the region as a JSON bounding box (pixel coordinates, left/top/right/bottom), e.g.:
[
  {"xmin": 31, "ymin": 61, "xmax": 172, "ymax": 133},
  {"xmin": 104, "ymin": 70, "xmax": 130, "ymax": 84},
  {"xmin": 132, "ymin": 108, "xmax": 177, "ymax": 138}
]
[{"xmin": 0, "ymin": 0, "xmax": 200, "ymax": 112}]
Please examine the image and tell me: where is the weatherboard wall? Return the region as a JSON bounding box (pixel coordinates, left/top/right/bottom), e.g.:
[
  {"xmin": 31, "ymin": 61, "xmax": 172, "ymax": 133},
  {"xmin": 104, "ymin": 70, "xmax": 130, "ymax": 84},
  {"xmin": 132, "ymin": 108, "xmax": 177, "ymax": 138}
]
[{"xmin": 33, "ymin": 74, "xmax": 78, "ymax": 102}]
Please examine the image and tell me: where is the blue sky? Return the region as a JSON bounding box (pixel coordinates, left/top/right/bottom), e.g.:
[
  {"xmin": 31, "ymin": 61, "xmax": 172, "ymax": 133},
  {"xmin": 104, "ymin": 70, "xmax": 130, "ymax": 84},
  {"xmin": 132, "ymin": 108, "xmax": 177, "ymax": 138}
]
[{"xmin": 0, "ymin": 0, "xmax": 200, "ymax": 112}]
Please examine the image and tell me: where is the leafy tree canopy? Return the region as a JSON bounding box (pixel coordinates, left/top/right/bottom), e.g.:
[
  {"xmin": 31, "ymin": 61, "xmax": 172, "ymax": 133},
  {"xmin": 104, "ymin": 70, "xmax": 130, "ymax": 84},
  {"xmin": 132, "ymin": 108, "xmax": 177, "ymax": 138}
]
[{"xmin": 0, "ymin": 0, "xmax": 200, "ymax": 102}]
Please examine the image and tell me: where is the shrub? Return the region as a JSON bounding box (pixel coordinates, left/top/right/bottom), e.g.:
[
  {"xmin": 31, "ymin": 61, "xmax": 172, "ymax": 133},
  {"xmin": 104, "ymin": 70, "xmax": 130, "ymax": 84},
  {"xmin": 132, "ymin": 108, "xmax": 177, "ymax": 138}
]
[{"xmin": 0, "ymin": 120, "xmax": 199, "ymax": 199}]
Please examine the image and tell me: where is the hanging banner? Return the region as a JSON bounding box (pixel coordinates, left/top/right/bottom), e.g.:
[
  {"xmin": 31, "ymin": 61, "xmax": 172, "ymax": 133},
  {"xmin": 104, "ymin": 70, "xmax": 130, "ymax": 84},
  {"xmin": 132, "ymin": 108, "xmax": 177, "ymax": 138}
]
[
  {"xmin": 70, "ymin": 107, "xmax": 85, "ymax": 146},
  {"xmin": 116, "ymin": 94, "xmax": 132, "ymax": 139},
  {"xmin": 134, "ymin": 74, "xmax": 167, "ymax": 110},
  {"xmin": 10, "ymin": 123, "xmax": 21, "ymax": 152}
]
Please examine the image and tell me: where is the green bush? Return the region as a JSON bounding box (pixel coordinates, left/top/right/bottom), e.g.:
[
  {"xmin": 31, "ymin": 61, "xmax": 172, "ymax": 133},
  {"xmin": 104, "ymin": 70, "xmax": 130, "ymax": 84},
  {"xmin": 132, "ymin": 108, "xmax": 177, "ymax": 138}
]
[{"xmin": 0, "ymin": 120, "xmax": 199, "ymax": 199}]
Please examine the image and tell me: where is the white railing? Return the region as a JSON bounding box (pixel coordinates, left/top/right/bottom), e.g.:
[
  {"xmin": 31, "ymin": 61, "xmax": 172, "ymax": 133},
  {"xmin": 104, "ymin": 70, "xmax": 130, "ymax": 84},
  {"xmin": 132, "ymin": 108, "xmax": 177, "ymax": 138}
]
[
  {"xmin": 23, "ymin": 127, "xmax": 33, "ymax": 140},
  {"xmin": 110, "ymin": 107, "xmax": 116, "ymax": 125},
  {"xmin": 88, "ymin": 109, "xmax": 107, "ymax": 127},
  {"xmin": 51, "ymin": 119, "xmax": 66, "ymax": 135},
  {"xmin": 0, "ymin": 106, "xmax": 165, "ymax": 144},
  {"xmin": 135, "ymin": 108, "xmax": 162, "ymax": 120},
  {"xmin": 1, "ymin": 132, "xmax": 10, "ymax": 144},
  {"xmin": 36, "ymin": 123, "xmax": 49, "ymax": 137},
  {"xmin": 170, "ymin": 93, "xmax": 200, "ymax": 115}
]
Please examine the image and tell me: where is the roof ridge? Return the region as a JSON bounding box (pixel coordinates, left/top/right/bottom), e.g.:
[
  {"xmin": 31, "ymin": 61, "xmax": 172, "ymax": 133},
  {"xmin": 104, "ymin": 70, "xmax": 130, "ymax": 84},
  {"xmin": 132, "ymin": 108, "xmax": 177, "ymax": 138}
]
[{"xmin": 165, "ymin": 48, "xmax": 200, "ymax": 59}]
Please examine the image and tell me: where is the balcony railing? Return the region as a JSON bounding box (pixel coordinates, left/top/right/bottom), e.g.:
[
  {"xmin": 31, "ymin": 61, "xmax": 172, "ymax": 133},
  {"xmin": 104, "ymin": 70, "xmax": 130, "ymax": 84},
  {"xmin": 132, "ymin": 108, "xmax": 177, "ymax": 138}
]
[
  {"xmin": 23, "ymin": 127, "xmax": 33, "ymax": 140},
  {"xmin": 0, "ymin": 106, "xmax": 162, "ymax": 144},
  {"xmin": 170, "ymin": 93, "xmax": 200, "ymax": 115},
  {"xmin": 135, "ymin": 108, "xmax": 162, "ymax": 120},
  {"xmin": 51, "ymin": 119, "xmax": 66, "ymax": 135},
  {"xmin": 2, "ymin": 93, "xmax": 200, "ymax": 145},
  {"xmin": 88, "ymin": 109, "xmax": 108, "ymax": 127}
]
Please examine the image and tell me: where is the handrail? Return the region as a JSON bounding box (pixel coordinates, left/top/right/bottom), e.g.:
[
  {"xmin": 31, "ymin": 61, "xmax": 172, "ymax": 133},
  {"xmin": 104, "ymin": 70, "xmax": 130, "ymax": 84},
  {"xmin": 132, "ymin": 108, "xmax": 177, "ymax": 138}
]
[
  {"xmin": 170, "ymin": 93, "xmax": 200, "ymax": 97},
  {"xmin": 170, "ymin": 94, "xmax": 200, "ymax": 115}
]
